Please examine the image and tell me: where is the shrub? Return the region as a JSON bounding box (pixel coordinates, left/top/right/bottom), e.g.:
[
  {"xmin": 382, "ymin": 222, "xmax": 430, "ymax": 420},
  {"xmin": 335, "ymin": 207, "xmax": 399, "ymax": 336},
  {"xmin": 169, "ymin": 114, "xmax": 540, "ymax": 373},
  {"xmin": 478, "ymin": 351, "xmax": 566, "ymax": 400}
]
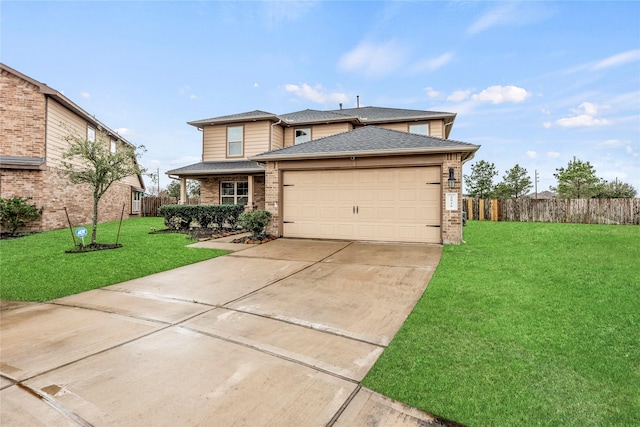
[
  {"xmin": 157, "ymin": 204, "xmax": 244, "ymax": 231},
  {"xmin": 238, "ymin": 210, "xmax": 272, "ymax": 238},
  {"xmin": 0, "ymin": 196, "xmax": 44, "ymax": 235}
]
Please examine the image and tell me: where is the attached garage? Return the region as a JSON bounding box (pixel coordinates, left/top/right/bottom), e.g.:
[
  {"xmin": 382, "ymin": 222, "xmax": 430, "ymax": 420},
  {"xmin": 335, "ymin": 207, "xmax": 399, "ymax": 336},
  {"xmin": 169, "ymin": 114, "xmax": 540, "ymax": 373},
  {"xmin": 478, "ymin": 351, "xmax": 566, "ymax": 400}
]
[
  {"xmin": 282, "ymin": 167, "xmax": 441, "ymax": 243},
  {"xmin": 252, "ymin": 126, "xmax": 480, "ymax": 244}
]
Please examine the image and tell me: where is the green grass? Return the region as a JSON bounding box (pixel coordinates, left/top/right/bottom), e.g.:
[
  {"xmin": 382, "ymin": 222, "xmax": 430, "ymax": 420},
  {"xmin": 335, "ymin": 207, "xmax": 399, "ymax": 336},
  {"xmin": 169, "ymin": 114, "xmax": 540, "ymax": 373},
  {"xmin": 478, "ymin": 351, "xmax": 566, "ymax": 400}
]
[
  {"xmin": 0, "ymin": 217, "xmax": 228, "ymax": 301},
  {"xmin": 364, "ymin": 221, "xmax": 640, "ymax": 427}
]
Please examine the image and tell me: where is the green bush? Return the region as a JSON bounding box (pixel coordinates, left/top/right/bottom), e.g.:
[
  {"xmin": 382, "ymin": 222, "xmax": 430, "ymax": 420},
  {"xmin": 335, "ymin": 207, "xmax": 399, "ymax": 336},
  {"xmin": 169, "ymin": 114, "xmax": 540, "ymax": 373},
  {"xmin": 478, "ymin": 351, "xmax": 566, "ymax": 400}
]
[
  {"xmin": 157, "ymin": 204, "xmax": 244, "ymax": 231},
  {"xmin": 0, "ymin": 196, "xmax": 44, "ymax": 235},
  {"xmin": 238, "ymin": 210, "xmax": 272, "ymax": 238}
]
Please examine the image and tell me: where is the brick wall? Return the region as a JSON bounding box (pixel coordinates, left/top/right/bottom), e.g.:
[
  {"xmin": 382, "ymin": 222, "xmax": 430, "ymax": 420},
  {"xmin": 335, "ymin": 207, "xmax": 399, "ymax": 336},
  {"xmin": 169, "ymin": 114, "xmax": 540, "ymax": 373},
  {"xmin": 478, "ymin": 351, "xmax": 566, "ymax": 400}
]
[
  {"xmin": 200, "ymin": 175, "xmax": 265, "ymax": 210},
  {"xmin": 264, "ymin": 163, "xmax": 280, "ymax": 236},
  {"xmin": 0, "ymin": 69, "xmax": 46, "ymax": 158},
  {"xmin": 0, "ymin": 166, "xmax": 137, "ymax": 232},
  {"xmin": 441, "ymin": 153, "xmax": 463, "ymax": 244}
]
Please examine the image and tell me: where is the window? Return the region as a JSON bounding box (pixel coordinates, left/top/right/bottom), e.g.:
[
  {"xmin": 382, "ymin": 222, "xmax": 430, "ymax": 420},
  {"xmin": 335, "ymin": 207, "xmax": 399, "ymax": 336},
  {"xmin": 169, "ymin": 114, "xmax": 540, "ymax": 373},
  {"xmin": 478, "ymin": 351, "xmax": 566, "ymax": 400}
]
[
  {"xmin": 110, "ymin": 139, "xmax": 117, "ymax": 154},
  {"xmin": 227, "ymin": 126, "xmax": 243, "ymax": 157},
  {"xmin": 87, "ymin": 125, "xmax": 96, "ymax": 142},
  {"xmin": 132, "ymin": 191, "xmax": 142, "ymax": 213},
  {"xmin": 409, "ymin": 124, "xmax": 429, "ymax": 136},
  {"xmin": 221, "ymin": 181, "xmax": 248, "ymax": 205},
  {"xmin": 295, "ymin": 128, "xmax": 311, "ymax": 145}
]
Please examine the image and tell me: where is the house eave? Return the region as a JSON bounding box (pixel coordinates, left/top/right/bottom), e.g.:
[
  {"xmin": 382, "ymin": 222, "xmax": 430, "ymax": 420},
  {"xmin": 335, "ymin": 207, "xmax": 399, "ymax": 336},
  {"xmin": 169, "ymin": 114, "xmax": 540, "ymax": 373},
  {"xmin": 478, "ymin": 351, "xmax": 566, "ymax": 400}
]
[{"xmin": 250, "ymin": 145, "xmax": 480, "ymax": 162}]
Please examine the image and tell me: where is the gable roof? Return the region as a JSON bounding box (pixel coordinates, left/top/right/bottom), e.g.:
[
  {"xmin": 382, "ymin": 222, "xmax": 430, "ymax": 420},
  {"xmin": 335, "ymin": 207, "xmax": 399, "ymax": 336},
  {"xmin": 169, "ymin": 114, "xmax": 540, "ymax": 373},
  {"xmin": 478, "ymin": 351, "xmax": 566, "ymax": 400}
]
[{"xmin": 250, "ymin": 126, "xmax": 479, "ymax": 162}]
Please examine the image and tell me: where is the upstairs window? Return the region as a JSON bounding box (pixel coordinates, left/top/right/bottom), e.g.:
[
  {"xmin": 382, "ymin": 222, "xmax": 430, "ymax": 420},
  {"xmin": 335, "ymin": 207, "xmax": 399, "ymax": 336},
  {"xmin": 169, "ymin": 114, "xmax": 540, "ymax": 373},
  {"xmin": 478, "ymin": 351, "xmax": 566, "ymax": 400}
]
[
  {"xmin": 87, "ymin": 125, "xmax": 96, "ymax": 142},
  {"xmin": 295, "ymin": 128, "xmax": 311, "ymax": 145},
  {"xmin": 221, "ymin": 181, "xmax": 248, "ymax": 205},
  {"xmin": 227, "ymin": 126, "xmax": 243, "ymax": 157},
  {"xmin": 409, "ymin": 124, "xmax": 429, "ymax": 136},
  {"xmin": 110, "ymin": 139, "xmax": 117, "ymax": 153}
]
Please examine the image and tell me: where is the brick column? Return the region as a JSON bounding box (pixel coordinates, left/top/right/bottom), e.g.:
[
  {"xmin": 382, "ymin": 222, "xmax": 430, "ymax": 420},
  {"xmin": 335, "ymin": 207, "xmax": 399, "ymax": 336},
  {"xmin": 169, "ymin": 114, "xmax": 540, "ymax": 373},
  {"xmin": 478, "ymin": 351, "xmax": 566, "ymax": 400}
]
[
  {"xmin": 442, "ymin": 154, "xmax": 463, "ymax": 244},
  {"xmin": 264, "ymin": 162, "xmax": 280, "ymax": 236}
]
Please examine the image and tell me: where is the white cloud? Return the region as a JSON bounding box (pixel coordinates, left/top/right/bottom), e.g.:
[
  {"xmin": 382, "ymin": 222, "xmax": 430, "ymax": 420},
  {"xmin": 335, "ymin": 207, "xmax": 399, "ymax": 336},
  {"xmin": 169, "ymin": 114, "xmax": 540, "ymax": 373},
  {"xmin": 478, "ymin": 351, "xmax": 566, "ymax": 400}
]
[
  {"xmin": 447, "ymin": 89, "xmax": 471, "ymax": 102},
  {"xmin": 598, "ymin": 139, "xmax": 624, "ymax": 148},
  {"xmin": 411, "ymin": 52, "xmax": 454, "ymax": 73},
  {"xmin": 593, "ymin": 49, "xmax": 640, "ymax": 70},
  {"xmin": 467, "ymin": 3, "xmax": 517, "ymax": 35},
  {"xmin": 253, "ymin": 82, "xmax": 259, "ymax": 88},
  {"xmin": 547, "ymin": 152, "xmax": 561, "ymax": 158},
  {"xmin": 285, "ymin": 83, "xmax": 348, "ymax": 104},
  {"xmin": 424, "ymin": 87, "xmax": 441, "ymax": 98},
  {"xmin": 541, "ymin": 107, "xmax": 551, "ymax": 115},
  {"xmin": 81, "ymin": 91, "xmax": 90, "ymax": 98},
  {"xmin": 526, "ymin": 151, "xmax": 538, "ymax": 158},
  {"xmin": 338, "ymin": 40, "xmax": 408, "ymax": 78},
  {"xmin": 556, "ymin": 102, "xmax": 612, "ymax": 128},
  {"xmin": 626, "ymin": 146, "xmax": 634, "ymax": 155},
  {"xmin": 189, "ymin": 94, "xmax": 197, "ymax": 100},
  {"xmin": 471, "ymin": 85, "xmax": 531, "ymax": 104},
  {"xmin": 543, "ymin": 122, "xmax": 552, "ymax": 129},
  {"xmin": 467, "ymin": 3, "xmax": 552, "ymax": 35}
]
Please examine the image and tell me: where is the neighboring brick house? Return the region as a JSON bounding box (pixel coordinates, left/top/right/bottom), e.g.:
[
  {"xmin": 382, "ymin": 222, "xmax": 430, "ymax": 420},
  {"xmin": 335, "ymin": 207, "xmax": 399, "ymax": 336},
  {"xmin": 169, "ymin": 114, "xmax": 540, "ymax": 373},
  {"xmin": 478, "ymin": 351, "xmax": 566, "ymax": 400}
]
[
  {"xmin": 168, "ymin": 107, "xmax": 480, "ymax": 244},
  {"xmin": 0, "ymin": 63, "xmax": 145, "ymax": 232}
]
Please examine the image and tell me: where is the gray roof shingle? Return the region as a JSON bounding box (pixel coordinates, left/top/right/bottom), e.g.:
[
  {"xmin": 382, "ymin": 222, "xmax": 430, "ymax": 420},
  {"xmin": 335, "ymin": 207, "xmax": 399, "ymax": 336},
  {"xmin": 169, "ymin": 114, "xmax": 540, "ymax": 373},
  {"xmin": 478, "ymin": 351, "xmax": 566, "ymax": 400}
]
[
  {"xmin": 279, "ymin": 109, "xmax": 359, "ymax": 124},
  {"xmin": 166, "ymin": 160, "xmax": 264, "ymax": 176},
  {"xmin": 326, "ymin": 106, "xmax": 455, "ymax": 123},
  {"xmin": 251, "ymin": 126, "xmax": 479, "ymax": 161},
  {"xmin": 188, "ymin": 110, "xmax": 278, "ymax": 127}
]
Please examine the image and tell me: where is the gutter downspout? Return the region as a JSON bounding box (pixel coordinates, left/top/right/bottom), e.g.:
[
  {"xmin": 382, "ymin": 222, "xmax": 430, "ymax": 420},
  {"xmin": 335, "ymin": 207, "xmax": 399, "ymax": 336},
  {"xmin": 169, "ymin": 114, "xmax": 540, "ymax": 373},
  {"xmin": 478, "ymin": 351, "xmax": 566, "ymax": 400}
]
[{"xmin": 270, "ymin": 119, "xmax": 282, "ymax": 151}]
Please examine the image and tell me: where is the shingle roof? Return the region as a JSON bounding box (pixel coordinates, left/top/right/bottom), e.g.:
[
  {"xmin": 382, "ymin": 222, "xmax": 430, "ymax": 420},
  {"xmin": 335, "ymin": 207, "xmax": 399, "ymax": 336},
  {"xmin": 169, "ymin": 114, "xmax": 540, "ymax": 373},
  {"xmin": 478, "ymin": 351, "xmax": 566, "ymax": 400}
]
[
  {"xmin": 251, "ymin": 126, "xmax": 479, "ymax": 161},
  {"xmin": 166, "ymin": 160, "xmax": 264, "ymax": 176},
  {"xmin": 326, "ymin": 106, "xmax": 455, "ymax": 123},
  {"xmin": 279, "ymin": 109, "xmax": 359, "ymax": 124},
  {"xmin": 188, "ymin": 110, "xmax": 278, "ymax": 127}
]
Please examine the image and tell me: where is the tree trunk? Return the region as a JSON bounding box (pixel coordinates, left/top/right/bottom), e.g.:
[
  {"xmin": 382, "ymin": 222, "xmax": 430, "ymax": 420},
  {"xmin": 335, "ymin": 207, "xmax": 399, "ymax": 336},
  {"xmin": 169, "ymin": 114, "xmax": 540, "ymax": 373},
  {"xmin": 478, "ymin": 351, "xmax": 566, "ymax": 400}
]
[{"xmin": 91, "ymin": 193, "xmax": 99, "ymax": 244}]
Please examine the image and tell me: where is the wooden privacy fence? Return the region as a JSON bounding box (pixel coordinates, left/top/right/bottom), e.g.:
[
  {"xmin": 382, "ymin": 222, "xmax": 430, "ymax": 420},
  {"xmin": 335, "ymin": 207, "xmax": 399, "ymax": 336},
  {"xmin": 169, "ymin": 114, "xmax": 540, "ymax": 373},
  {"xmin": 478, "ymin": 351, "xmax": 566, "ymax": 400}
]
[
  {"xmin": 463, "ymin": 198, "xmax": 640, "ymax": 225},
  {"xmin": 141, "ymin": 196, "xmax": 200, "ymax": 217}
]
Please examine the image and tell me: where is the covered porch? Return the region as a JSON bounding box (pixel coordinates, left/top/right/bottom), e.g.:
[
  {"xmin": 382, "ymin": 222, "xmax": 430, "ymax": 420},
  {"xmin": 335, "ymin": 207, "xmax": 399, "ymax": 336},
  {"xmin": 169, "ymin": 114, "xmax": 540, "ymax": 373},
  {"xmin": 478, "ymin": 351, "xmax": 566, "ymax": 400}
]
[{"xmin": 167, "ymin": 161, "xmax": 266, "ymax": 210}]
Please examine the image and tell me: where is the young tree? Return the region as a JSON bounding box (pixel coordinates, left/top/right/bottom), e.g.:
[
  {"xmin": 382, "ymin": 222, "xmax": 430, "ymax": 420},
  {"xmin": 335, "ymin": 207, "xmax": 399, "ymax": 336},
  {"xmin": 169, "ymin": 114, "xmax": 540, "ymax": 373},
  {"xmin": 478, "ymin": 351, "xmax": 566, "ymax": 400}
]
[
  {"xmin": 166, "ymin": 181, "xmax": 181, "ymax": 198},
  {"xmin": 61, "ymin": 129, "xmax": 146, "ymax": 244},
  {"xmin": 464, "ymin": 160, "xmax": 498, "ymax": 198},
  {"xmin": 593, "ymin": 179, "xmax": 638, "ymax": 198},
  {"xmin": 494, "ymin": 164, "xmax": 533, "ymax": 199},
  {"xmin": 550, "ymin": 158, "xmax": 602, "ymax": 199},
  {"xmin": 187, "ymin": 180, "xmax": 201, "ymax": 197}
]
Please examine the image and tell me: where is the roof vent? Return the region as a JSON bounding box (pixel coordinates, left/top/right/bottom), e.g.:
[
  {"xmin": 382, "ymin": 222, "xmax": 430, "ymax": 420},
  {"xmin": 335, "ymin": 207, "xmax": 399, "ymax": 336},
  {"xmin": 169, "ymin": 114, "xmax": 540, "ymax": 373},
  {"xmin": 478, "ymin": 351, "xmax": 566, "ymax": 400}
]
[{"xmin": 339, "ymin": 103, "xmax": 343, "ymax": 110}]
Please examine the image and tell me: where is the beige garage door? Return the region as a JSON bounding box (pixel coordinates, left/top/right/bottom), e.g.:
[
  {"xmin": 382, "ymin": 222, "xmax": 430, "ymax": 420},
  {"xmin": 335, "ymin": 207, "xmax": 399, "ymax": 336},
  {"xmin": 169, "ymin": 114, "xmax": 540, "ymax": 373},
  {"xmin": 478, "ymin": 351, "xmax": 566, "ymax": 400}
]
[{"xmin": 282, "ymin": 167, "xmax": 441, "ymax": 243}]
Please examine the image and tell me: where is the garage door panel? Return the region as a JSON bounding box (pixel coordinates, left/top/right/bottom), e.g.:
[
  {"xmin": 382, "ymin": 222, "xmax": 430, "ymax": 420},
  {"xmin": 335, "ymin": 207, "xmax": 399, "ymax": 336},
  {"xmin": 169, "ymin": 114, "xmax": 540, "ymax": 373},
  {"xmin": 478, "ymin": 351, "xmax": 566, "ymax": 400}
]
[{"xmin": 282, "ymin": 167, "xmax": 441, "ymax": 243}]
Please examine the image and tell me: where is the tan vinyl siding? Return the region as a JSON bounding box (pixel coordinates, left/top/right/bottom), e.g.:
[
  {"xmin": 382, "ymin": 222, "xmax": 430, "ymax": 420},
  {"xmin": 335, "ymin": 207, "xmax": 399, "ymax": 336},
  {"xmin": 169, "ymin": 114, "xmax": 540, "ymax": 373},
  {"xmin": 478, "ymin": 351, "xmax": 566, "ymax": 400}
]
[
  {"xmin": 284, "ymin": 122, "xmax": 352, "ymax": 147},
  {"xmin": 46, "ymin": 99, "xmax": 88, "ymax": 168},
  {"xmin": 374, "ymin": 120, "xmax": 445, "ymax": 138},
  {"xmin": 202, "ymin": 121, "xmax": 272, "ymax": 160},
  {"xmin": 271, "ymin": 124, "xmax": 284, "ymax": 151},
  {"xmin": 376, "ymin": 123, "xmax": 408, "ymax": 132},
  {"xmin": 430, "ymin": 120, "xmax": 444, "ymax": 138},
  {"xmin": 202, "ymin": 124, "xmax": 227, "ymax": 161},
  {"xmin": 243, "ymin": 121, "xmax": 271, "ymax": 158}
]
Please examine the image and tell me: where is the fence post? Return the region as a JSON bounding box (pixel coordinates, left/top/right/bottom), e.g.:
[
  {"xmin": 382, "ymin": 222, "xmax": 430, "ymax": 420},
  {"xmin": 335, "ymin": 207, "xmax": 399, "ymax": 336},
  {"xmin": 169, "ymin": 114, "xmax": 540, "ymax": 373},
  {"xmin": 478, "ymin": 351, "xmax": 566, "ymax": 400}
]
[{"xmin": 479, "ymin": 199, "xmax": 485, "ymax": 221}]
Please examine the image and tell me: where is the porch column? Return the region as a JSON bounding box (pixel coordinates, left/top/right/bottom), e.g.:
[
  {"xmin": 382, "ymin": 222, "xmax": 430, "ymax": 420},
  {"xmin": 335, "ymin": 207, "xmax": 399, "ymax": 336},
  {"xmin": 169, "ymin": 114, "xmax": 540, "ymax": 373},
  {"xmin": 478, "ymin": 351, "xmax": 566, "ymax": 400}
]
[
  {"xmin": 247, "ymin": 175, "xmax": 255, "ymax": 210},
  {"xmin": 179, "ymin": 177, "xmax": 187, "ymax": 205}
]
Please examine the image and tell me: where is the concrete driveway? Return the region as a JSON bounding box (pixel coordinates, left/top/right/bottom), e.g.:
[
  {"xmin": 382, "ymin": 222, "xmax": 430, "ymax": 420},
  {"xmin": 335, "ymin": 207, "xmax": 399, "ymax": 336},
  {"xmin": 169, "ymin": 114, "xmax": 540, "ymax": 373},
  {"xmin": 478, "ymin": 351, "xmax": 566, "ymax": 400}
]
[{"xmin": 1, "ymin": 238, "xmax": 444, "ymax": 426}]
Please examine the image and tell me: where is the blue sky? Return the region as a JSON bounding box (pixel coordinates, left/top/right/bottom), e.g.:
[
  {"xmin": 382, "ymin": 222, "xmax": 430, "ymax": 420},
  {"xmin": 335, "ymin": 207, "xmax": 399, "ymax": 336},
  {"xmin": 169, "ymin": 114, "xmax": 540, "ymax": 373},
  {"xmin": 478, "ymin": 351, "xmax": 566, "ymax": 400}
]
[{"xmin": 2, "ymin": 1, "xmax": 639, "ymax": 193}]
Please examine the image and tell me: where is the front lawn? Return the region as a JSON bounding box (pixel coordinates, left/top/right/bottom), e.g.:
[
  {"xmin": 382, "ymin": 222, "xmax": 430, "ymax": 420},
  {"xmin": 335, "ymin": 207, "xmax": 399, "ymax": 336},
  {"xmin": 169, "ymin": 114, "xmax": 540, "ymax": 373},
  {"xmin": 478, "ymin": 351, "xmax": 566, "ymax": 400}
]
[
  {"xmin": 0, "ymin": 217, "xmax": 228, "ymax": 301},
  {"xmin": 364, "ymin": 221, "xmax": 639, "ymax": 426}
]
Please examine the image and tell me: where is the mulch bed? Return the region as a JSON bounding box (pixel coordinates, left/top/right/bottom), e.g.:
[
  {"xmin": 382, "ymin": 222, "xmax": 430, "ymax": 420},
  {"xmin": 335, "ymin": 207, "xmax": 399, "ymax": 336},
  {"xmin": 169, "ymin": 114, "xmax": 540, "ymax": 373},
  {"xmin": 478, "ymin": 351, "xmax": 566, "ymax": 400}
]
[
  {"xmin": 231, "ymin": 234, "xmax": 278, "ymax": 244},
  {"xmin": 65, "ymin": 243, "xmax": 123, "ymax": 253}
]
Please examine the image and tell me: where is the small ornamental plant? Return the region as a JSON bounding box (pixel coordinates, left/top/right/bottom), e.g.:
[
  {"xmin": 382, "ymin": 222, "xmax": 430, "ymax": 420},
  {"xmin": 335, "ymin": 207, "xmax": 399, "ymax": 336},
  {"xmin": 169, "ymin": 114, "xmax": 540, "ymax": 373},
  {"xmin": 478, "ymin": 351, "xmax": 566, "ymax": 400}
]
[
  {"xmin": 238, "ymin": 210, "xmax": 272, "ymax": 239},
  {"xmin": 0, "ymin": 196, "xmax": 44, "ymax": 236}
]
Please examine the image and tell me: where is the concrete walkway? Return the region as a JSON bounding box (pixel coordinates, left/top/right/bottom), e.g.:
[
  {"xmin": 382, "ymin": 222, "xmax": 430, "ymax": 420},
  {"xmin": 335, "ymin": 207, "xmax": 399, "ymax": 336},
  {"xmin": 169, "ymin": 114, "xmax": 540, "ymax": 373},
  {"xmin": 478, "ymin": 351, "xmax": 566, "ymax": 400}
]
[{"xmin": 1, "ymin": 238, "xmax": 445, "ymax": 426}]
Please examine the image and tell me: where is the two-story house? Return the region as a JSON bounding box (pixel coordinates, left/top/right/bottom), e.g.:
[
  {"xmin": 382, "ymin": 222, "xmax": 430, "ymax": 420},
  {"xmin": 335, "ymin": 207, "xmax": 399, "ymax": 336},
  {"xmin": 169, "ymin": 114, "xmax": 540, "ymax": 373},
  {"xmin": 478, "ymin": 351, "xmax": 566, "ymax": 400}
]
[
  {"xmin": 167, "ymin": 106, "xmax": 479, "ymax": 244},
  {"xmin": 0, "ymin": 63, "xmax": 145, "ymax": 232}
]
